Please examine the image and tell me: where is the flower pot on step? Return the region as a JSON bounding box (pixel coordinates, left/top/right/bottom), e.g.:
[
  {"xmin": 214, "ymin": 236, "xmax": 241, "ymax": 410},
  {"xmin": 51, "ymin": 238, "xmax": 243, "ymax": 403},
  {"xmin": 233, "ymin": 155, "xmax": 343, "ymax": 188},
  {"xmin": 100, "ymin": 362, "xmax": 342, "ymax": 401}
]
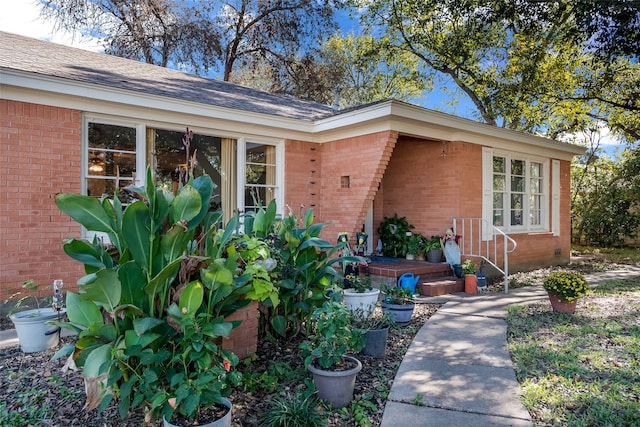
[{"xmin": 426, "ymin": 249, "xmax": 443, "ymax": 263}]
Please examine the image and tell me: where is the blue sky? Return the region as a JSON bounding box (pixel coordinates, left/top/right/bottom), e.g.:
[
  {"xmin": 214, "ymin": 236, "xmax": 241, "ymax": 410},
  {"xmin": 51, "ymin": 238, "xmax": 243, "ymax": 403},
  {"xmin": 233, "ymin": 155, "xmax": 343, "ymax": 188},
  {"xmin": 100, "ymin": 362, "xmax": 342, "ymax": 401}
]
[{"xmin": 0, "ymin": 0, "xmax": 624, "ymax": 156}]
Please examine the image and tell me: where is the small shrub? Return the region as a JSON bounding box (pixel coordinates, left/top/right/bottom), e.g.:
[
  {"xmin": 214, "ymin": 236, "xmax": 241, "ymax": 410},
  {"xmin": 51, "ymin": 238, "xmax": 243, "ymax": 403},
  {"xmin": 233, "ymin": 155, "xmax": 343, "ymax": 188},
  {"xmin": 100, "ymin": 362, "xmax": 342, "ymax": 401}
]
[
  {"xmin": 260, "ymin": 392, "xmax": 327, "ymax": 427},
  {"xmin": 542, "ymin": 271, "xmax": 588, "ymax": 302}
]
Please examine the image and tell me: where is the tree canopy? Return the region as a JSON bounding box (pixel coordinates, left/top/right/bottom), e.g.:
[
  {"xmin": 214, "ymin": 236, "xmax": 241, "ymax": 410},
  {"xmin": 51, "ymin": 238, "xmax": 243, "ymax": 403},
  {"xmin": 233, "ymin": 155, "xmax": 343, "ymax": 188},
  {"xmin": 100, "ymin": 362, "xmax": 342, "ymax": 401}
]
[{"xmin": 38, "ymin": 0, "xmax": 338, "ymax": 81}]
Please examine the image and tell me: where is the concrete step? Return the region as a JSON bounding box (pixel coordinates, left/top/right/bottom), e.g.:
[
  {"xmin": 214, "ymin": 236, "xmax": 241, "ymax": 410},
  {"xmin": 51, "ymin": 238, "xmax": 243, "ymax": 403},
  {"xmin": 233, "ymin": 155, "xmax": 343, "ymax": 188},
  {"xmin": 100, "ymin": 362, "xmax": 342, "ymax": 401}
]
[{"xmin": 418, "ymin": 277, "xmax": 465, "ymax": 296}]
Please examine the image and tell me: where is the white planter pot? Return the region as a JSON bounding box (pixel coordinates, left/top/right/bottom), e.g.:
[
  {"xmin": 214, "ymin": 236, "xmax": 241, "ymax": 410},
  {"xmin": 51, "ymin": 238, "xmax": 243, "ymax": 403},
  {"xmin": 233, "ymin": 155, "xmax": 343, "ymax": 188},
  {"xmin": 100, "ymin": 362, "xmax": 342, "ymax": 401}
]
[
  {"xmin": 163, "ymin": 399, "xmax": 232, "ymax": 427},
  {"xmin": 10, "ymin": 307, "xmax": 65, "ymax": 353},
  {"xmin": 342, "ymin": 288, "xmax": 380, "ymax": 318}
]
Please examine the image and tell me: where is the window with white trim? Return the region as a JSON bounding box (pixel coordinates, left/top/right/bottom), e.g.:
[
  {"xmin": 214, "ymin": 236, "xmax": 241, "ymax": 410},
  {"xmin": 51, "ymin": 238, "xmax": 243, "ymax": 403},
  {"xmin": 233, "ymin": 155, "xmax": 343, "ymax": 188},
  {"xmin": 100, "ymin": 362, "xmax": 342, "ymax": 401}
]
[
  {"xmin": 84, "ymin": 118, "xmax": 285, "ymax": 222},
  {"xmin": 487, "ymin": 152, "xmax": 548, "ymax": 232}
]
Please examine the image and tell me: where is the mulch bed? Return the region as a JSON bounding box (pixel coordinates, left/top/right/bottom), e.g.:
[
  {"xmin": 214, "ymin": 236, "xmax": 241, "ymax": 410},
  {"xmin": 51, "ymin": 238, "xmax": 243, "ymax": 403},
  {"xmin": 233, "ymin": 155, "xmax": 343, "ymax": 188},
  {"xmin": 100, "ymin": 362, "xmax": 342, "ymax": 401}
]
[{"xmin": 0, "ymin": 304, "xmax": 441, "ymax": 426}]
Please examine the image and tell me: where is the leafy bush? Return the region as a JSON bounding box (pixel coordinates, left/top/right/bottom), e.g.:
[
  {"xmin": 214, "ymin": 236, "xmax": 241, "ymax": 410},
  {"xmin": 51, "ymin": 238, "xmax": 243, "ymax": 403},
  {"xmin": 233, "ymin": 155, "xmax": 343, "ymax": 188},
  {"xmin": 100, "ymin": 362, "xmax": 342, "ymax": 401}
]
[{"xmin": 542, "ymin": 271, "xmax": 589, "ymax": 302}]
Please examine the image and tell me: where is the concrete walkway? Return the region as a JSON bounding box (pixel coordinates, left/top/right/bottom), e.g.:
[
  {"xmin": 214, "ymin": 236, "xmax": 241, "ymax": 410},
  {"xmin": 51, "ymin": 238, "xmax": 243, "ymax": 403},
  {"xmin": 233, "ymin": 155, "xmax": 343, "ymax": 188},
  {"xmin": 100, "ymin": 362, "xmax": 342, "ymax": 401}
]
[{"xmin": 380, "ymin": 266, "xmax": 640, "ymax": 427}]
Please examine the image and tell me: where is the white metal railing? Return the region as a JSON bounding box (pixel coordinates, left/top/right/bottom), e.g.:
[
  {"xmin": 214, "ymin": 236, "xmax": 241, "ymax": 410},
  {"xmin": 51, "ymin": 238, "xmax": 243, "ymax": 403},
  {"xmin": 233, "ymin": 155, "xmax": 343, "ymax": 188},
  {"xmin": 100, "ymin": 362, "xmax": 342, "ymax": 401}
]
[{"xmin": 453, "ymin": 218, "xmax": 517, "ymax": 293}]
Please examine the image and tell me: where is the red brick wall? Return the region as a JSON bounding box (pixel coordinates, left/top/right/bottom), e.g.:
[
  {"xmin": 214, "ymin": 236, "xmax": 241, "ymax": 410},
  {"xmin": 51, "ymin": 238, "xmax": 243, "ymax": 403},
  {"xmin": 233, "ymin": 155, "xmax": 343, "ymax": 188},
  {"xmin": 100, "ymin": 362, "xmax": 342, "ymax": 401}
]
[
  {"xmin": 222, "ymin": 301, "xmax": 259, "ymax": 359},
  {"xmin": 0, "ymin": 100, "xmax": 85, "ymax": 305},
  {"xmin": 375, "ymin": 138, "xmax": 478, "ymax": 241},
  {"xmin": 284, "ymin": 131, "xmax": 398, "ymax": 246}
]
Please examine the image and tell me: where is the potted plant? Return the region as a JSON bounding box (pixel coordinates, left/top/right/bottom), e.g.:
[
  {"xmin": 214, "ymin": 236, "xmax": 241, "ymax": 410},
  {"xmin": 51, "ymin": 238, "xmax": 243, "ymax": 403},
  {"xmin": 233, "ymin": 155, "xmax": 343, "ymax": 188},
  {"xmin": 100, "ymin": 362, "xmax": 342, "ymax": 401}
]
[
  {"xmin": 377, "ymin": 214, "xmax": 415, "ymax": 258},
  {"xmin": 6, "ymin": 279, "xmax": 66, "ymax": 353},
  {"xmin": 425, "ymin": 235, "xmax": 443, "ymax": 263},
  {"xmin": 380, "ymin": 284, "xmax": 415, "ymax": 324},
  {"xmin": 542, "ymin": 271, "xmax": 589, "ymax": 314},
  {"xmin": 406, "ymin": 233, "xmax": 426, "ymax": 260},
  {"xmin": 353, "ymin": 309, "xmax": 394, "ymax": 358},
  {"xmin": 342, "ymin": 272, "xmax": 380, "ymax": 318},
  {"xmin": 53, "ymin": 163, "xmax": 279, "ymax": 426},
  {"xmin": 300, "ymin": 299, "xmax": 365, "ymax": 408},
  {"xmin": 462, "ymin": 259, "xmax": 478, "ymax": 294}
]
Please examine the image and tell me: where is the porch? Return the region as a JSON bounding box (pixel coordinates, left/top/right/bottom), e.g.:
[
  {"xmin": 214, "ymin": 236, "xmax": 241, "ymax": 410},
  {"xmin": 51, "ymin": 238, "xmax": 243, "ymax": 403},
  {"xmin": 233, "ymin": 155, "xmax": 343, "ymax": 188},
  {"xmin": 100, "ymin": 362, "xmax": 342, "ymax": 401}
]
[{"xmin": 365, "ymin": 257, "xmax": 464, "ymax": 297}]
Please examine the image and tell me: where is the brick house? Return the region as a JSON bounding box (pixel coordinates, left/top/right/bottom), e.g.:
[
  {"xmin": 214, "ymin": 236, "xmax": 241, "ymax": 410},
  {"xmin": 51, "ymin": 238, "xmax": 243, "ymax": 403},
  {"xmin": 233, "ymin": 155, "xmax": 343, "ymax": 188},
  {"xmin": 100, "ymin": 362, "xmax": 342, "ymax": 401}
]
[{"xmin": 1, "ymin": 31, "xmax": 585, "ymax": 306}]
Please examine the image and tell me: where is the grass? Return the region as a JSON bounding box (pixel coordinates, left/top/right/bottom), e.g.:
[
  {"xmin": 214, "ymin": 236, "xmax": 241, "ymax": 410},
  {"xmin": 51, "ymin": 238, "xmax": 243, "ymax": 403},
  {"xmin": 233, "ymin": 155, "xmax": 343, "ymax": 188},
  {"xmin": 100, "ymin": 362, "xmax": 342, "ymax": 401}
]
[{"xmin": 507, "ymin": 247, "xmax": 640, "ymax": 426}]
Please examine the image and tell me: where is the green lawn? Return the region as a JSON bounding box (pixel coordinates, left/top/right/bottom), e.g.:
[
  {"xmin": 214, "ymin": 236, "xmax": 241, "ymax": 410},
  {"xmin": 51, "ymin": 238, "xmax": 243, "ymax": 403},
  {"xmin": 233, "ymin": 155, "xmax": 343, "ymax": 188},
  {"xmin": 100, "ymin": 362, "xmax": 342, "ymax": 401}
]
[{"xmin": 507, "ymin": 271, "xmax": 640, "ymax": 426}]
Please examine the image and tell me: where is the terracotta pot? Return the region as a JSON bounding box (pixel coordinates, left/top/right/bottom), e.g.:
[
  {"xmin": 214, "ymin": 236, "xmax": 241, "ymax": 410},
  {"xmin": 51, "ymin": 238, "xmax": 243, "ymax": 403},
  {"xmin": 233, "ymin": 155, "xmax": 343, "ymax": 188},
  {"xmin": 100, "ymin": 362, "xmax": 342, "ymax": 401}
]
[
  {"xmin": 547, "ymin": 293, "xmax": 577, "ymax": 314},
  {"xmin": 464, "ymin": 274, "xmax": 477, "ymax": 294}
]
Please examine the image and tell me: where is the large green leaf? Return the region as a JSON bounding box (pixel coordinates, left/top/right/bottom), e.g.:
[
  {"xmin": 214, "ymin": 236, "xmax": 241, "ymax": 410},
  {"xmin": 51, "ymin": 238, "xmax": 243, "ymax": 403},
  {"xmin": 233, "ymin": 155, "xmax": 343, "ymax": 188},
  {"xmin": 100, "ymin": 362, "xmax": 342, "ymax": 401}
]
[
  {"xmin": 133, "ymin": 317, "xmax": 165, "ymax": 335},
  {"xmin": 161, "ymin": 223, "xmax": 191, "ymax": 262},
  {"xmin": 124, "ymin": 329, "xmax": 161, "ymax": 349},
  {"xmin": 66, "ymin": 291, "xmax": 104, "ymax": 329},
  {"xmin": 122, "ymin": 201, "xmax": 151, "ymax": 271},
  {"xmin": 83, "ymin": 343, "xmax": 113, "ymax": 378},
  {"xmin": 188, "ymin": 175, "xmax": 214, "ymax": 230},
  {"xmin": 62, "ymin": 239, "xmax": 105, "ymax": 268},
  {"xmin": 79, "ymin": 269, "xmax": 121, "ymax": 313},
  {"xmin": 179, "ymin": 280, "xmax": 204, "ymax": 317},
  {"xmin": 170, "ymin": 185, "xmax": 202, "ymax": 225},
  {"xmin": 55, "ymin": 193, "xmax": 115, "ymax": 233},
  {"xmin": 144, "ymin": 256, "xmax": 183, "ymax": 297},
  {"xmin": 118, "ymin": 261, "xmax": 146, "ymax": 307}
]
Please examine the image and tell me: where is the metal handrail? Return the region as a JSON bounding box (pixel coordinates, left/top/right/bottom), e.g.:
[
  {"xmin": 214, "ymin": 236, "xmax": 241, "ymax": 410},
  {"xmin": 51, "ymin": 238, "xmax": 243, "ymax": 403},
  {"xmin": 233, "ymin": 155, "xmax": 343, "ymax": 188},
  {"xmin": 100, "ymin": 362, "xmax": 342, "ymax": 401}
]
[{"xmin": 453, "ymin": 218, "xmax": 517, "ymax": 293}]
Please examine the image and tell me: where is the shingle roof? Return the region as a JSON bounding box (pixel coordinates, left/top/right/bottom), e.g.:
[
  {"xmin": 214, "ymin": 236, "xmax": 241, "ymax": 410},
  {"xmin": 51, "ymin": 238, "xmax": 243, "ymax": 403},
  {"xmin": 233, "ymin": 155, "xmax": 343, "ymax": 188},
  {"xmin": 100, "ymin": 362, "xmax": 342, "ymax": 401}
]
[{"xmin": 0, "ymin": 31, "xmax": 336, "ymax": 120}]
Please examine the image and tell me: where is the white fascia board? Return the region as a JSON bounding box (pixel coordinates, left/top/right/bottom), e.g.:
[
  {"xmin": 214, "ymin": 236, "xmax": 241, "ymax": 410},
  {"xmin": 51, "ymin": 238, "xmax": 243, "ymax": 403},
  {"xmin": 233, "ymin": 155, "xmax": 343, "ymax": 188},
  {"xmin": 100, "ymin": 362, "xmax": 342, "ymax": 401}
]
[
  {"xmin": 0, "ymin": 69, "xmax": 317, "ymax": 141},
  {"xmin": 313, "ymin": 100, "xmax": 586, "ymax": 160}
]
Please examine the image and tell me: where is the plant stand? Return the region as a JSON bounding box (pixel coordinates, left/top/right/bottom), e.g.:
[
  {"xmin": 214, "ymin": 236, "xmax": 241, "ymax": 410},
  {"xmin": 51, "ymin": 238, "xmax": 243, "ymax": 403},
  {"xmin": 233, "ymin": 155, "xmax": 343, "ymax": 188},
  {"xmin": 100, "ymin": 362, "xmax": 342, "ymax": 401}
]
[{"xmin": 308, "ymin": 355, "xmax": 362, "ymax": 408}]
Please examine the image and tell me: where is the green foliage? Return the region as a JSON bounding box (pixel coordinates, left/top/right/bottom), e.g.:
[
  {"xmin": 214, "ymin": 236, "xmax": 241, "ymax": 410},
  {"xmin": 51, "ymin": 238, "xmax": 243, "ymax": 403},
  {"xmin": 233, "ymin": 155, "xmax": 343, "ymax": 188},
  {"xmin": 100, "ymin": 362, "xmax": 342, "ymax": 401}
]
[
  {"xmin": 572, "ymin": 149, "xmax": 640, "ymax": 246},
  {"xmin": 54, "ymin": 164, "xmax": 278, "ymax": 423},
  {"xmin": 344, "ymin": 274, "xmax": 373, "ymax": 293},
  {"xmin": 406, "ymin": 233, "xmax": 426, "ymax": 257},
  {"xmin": 542, "ymin": 271, "xmax": 589, "ymax": 302},
  {"xmin": 4, "ymin": 279, "xmax": 51, "ymax": 315},
  {"xmin": 377, "ymin": 214, "xmax": 415, "ymax": 258},
  {"xmin": 262, "ymin": 208, "xmax": 363, "ymax": 339},
  {"xmin": 260, "ymin": 391, "xmax": 327, "ymax": 427},
  {"xmin": 425, "ymin": 235, "xmax": 442, "ymax": 252},
  {"xmin": 300, "ymin": 300, "xmax": 365, "ymax": 369},
  {"xmin": 507, "ymin": 280, "xmax": 640, "ymax": 426},
  {"xmin": 461, "ymin": 259, "xmax": 477, "ymax": 275},
  {"xmin": 0, "ymin": 388, "xmax": 54, "ymax": 426},
  {"xmin": 381, "ymin": 285, "xmax": 414, "ymax": 305}
]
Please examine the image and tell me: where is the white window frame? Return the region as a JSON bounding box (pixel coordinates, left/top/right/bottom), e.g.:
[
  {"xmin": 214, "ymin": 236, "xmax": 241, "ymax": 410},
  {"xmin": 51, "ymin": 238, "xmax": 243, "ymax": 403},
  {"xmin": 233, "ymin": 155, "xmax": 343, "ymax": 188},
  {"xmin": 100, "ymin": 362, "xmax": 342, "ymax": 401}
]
[
  {"xmin": 237, "ymin": 137, "xmax": 284, "ymax": 217},
  {"xmin": 482, "ymin": 148, "xmax": 550, "ymax": 234}
]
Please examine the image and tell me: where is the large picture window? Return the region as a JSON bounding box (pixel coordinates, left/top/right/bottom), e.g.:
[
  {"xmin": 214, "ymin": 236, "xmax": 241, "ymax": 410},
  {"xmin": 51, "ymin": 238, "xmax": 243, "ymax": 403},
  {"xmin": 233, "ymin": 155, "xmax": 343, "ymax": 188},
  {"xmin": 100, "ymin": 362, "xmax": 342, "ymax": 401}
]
[
  {"xmin": 84, "ymin": 118, "xmax": 282, "ymax": 225},
  {"xmin": 488, "ymin": 152, "xmax": 548, "ymax": 232}
]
